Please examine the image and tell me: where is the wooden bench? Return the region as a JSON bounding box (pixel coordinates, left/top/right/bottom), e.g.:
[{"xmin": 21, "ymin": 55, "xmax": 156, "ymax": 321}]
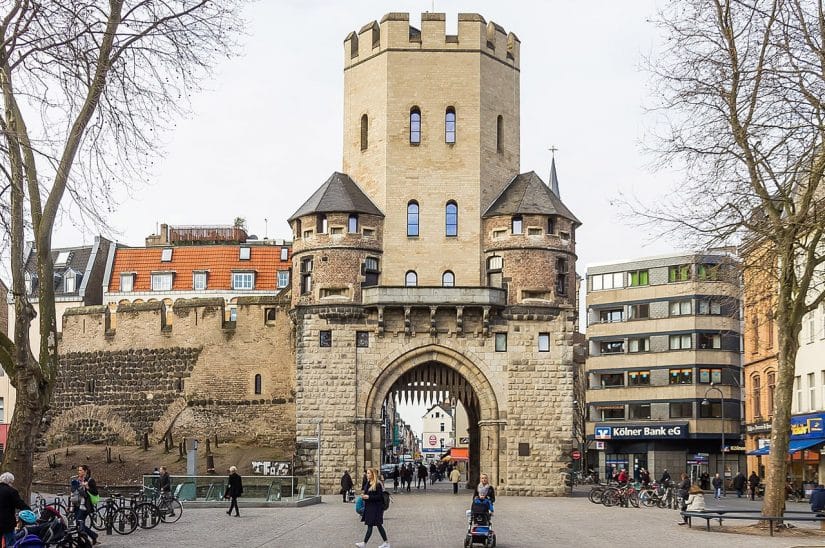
[{"xmin": 681, "ymin": 510, "xmax": 825, "ymax": 536}]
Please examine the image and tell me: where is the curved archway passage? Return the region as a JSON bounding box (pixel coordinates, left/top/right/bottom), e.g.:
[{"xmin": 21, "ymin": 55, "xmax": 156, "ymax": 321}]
[{"xmin": 372, "ymin": 360, "xmax": 489, "ymax": 490}]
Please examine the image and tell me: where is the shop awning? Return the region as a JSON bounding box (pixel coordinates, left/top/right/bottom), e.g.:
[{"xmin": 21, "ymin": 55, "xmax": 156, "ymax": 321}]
[
  {"xmin": 746, "ymin": 438, "xmax": 825, "ymax": 456},
  {"xmin": 442, "ymin": 447, "xmax": 469, "ymax": 462}
]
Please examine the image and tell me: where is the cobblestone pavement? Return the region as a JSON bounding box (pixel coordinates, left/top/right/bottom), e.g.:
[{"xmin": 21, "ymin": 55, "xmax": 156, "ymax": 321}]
[{"xmin": 91, "ymin": 482, "xmax": 825, "ymax": 547}]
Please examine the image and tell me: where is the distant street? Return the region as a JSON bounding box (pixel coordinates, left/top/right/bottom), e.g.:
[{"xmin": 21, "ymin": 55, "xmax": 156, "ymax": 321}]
[{"xmin": 91, "ymin": 482, "xmax": 825, "ymax": 547}]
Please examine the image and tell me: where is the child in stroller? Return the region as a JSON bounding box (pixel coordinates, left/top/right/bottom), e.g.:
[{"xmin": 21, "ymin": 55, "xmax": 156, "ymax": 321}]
[
  {"xmin": 464, "ymin": 489, "xmax": 496, "ymax": 547},
  {"xmin": 13, "ymin": 505, "xmax": 91, "ymax": 547}
]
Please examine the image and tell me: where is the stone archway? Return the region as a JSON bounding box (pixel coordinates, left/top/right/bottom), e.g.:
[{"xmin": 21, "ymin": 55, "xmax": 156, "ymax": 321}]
[{"xmin": 361, "ymin": 344, "xmax": 503, "ymax": 489}]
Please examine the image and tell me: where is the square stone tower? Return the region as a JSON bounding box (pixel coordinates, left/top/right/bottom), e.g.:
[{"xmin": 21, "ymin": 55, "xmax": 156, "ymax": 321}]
[{"xmin": 342, "ymin": 13, "xmax": 521, "ymax": 286}]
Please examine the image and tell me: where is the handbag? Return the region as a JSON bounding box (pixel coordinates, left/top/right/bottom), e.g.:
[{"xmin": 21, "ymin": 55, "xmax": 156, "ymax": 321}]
[
  {"xmin": 354, "ymin": 496, "xmax": 364, "ymax": 515},
  {"xmin": 89, "ymin": 493, "xmax": 101, "ymax": 506}
]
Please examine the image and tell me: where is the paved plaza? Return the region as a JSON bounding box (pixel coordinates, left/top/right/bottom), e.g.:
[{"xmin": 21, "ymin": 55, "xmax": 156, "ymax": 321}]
[{"xmin": 85, "ymin": 482, "xmax": 825, "ymax": 547}]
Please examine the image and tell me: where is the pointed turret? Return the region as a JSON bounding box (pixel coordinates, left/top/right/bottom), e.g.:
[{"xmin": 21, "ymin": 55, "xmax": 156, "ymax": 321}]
[{"xmin": 549, "ymin": 156, "xmax": 560, "ymax": 197}]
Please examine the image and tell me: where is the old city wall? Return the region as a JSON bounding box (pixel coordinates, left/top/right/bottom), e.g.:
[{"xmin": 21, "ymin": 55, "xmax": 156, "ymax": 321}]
[
  {"xmin": 49, "ymin": 297, "xmax": 296, "ymax": 450},
  {"xmin": 294, "ymin": 302, "xmax": 574, "ymax": 496}
]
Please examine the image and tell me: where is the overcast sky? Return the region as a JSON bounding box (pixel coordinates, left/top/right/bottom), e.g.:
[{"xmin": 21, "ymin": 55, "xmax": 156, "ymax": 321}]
[{"xmin": 51, "ymin": 1, "xmax": 681, "ymax": 437}]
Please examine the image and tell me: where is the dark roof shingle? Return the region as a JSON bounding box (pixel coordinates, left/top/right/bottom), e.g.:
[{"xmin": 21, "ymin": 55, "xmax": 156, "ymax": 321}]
[
  {"xmin": 483, "ymin": 171, "xmax": 581, "ymax": 224},
  {"xmin": 288, "ymin": 172, "xmax": 383, "ymax": 221}
]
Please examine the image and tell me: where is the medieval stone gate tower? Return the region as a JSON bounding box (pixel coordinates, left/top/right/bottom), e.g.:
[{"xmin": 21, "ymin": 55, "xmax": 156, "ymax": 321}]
[{"xmin": 291, "ymin": 12, "xmax": 580, "ymax": 496}]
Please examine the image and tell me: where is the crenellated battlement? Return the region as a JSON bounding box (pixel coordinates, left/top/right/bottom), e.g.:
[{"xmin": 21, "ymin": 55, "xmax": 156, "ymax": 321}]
[
  {"xmin": 344, "ymin": 13, "xmax": 520, "ymax": 69},
  {"xmin": 60, "ymin": 296, "xmax": 291, "ymax": 352}
]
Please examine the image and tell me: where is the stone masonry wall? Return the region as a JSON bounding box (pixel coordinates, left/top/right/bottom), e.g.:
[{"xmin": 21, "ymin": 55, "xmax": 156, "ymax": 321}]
[
  {"xmin": 51, "ymin": 297, "xmax": 296, "ymax": 450},
  {"xmin": 294, "ymin": 301, "xmax": 575, "ymax": 497}
]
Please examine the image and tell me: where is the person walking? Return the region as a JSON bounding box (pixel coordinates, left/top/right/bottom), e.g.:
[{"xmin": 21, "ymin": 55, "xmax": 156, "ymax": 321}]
[
  {"xmin": 449, "ymin": 466, "xmax": 461, "ymax": 494},
  {"xmin": 748, "ymin": 471, "xmax": 760, "ymax": 501},
  {"xmin": 0, "ymin": 472, "xmax": 29, "ymax": 548},
  {"xmin": 72, "ymin": 465, "xmax": 99, "ymax": 545},
  {"xmin": 224, "ymin": 466, "xmax": 243, "ymax": 516},
  {"xmin": 711, "ymin": 473, "xmax": 723, "ymax": 500},
  {"xmin": 341, "ymin": 470, "xmax": 354, "ymax": 503},
  {"xmin": 158, "ymin": 466, "xmax": 171, "ymax": 495},
  {"xmin": 659, "ymin": 469, "xmax": 671, "ymax": 485},
  {"xmin": 429, "ymin": 462, "xmax": 437, "ymax": 485},
  {"xmin": 355, "ymin": 468, "xmax": 390, "ymax": 548},
  {"xmin": 417, "ymin": 462, "xmax": 428, "ymax": 490},
  {"xmin": 392, "ymin": 465, "xmax": 399, "ymax": 494},
  {"xmin": 732, "ymin": 471, "xmax": 745, "ymax": 498}
]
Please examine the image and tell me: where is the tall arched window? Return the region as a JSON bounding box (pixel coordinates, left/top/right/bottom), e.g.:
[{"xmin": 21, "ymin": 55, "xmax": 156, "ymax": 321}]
[
  {"xmin": 360, "ymin": 114, "xmax": 368, "ymax": 150},
  {"xmin": 442, "ymin": 271, "xmax": 455, "ymax": 287},
  {"xmin": 496, "ymin": 115, "xmax": 503, "ymax": 153},
  {"xmin": 405, "ymin": 271, "xmax": 418, "ymax": 287},
  {"xmin": 445, "ymin": 201, "xmax": 458, "ymax": 237},
  {"xmin": 752, "ymin": 375, "xmax": 761, "ymax": 418},
  {"xmin": 254, "ymin": 374, "xmax": 262, "ymax": 395},
  {"xmin": 445, "ymin": 107, "xmax": 456, "ymax": 143},
  {"xmin": 410, "ymin": 107, "xmax": 421, "ymax": 144},
  {"xmin": 407, "ymin": 201, "xmax": 419, "ymax": 237}
]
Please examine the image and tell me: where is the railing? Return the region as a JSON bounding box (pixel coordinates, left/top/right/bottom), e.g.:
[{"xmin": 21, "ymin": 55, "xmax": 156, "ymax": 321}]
[
  {"xmin": 141, "ymin": 475, "xmax": 315, "ymax": 503},
  {"xmin": 361, "ymin": 286, "xmax": 506, "ymax": 306}
]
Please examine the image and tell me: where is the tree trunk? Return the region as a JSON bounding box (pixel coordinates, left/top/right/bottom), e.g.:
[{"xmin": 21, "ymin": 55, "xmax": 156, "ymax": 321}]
[
  {"xmin": 4, "ymin": 367, "xmax": 50, "ymax": 501},
  {"xmin": 762, "ymin": 264, "xmax": 802, "ymax": 519}
]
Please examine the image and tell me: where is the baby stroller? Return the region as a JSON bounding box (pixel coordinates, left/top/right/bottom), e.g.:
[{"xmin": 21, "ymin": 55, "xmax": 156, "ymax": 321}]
[
  {"xmin": 464, "ymin": 499, "xmax": 496, "ymax": 547},
  {"xmin": 15, "ymin": 506, "xmax": 92, "ymax": 548}
]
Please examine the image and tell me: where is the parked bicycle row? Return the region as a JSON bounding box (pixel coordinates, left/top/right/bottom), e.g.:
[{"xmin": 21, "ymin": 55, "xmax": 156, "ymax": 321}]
[{"xmin": 0, "ymin": 465, "xmax": 184, "ymax": 547}]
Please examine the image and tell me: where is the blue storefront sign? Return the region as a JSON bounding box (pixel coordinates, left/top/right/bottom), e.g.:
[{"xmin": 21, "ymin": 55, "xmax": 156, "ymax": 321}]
[
  {"xmin": 593, "ymin": 423, "xmax": 688, "ymax": 440},
  {"xmin": 790, "ymin": 413, "xmax": 825, "ymax": 439}
]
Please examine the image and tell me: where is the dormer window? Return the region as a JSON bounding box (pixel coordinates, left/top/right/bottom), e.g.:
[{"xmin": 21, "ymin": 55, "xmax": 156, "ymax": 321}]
[
  {"xmin": 193, "ymin": 271, "xmax": 207, "ymax": 291},
  {"xmin": 239, "ymin": 247, "xmax": 251, "ymax": 260},
  {"xmin": 120, "ymin": 273, "xmax": 135, "ymax": 292},
  {"xmin": 232, "ymin": 271, "xmax": 255, "ymax": 290},
  {"xmin": 54, "ymin": 251, "xmax": 70, "ymax": 267},
  {"xmin": 151, "ymin": 272, "xmax": 173, "ymax": 291},
  {"xmin": 280, "ymin": 247, "xmax": 288, "ymax": 261},
  {"xmin": 161, "ymin": 248, "xmax": 173, "ymax": 262},
  {"xmin": 64, "ymin": 270, "xmax": 77, "ymax": 293}
]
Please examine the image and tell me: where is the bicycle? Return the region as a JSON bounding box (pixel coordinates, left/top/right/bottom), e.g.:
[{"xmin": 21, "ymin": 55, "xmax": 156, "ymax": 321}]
[
  {"xmin": 91, "ymin": 493, "xmax": 138, "ymax": 535},
  {"xmin": 142, "ymin": 486, "xmax": 183, "ymax": 524}
]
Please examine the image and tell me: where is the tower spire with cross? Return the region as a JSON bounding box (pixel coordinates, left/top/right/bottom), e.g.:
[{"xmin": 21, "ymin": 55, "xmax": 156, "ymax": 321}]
[{"xmin": 548, "ymin": 146, "xmax": 561, "ymax": 197}]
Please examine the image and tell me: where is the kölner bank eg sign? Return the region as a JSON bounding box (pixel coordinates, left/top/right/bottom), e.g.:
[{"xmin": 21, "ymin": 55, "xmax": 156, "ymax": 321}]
[{"xmin": 594, "ymin": 424, "xmax": 689, "ymax": 440}]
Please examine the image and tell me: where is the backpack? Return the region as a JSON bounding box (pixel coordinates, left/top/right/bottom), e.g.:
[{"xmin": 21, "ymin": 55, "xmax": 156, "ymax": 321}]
[
  {"xmin": 382, "ymin": 490, "xmax": 391, "ymax": 510},
  {"xmin": 12, "ymin": 534, "xmax": 45, "ymax": 548}
]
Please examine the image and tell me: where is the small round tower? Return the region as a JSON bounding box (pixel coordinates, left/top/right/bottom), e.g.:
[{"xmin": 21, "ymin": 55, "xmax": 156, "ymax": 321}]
[
  {"xmin": 288, "ymin": 172, "xmax": 385, "ymax": 307},
  {"xmin": 481, "ymin": 168, "xmax": 579, "ymax": 307}
]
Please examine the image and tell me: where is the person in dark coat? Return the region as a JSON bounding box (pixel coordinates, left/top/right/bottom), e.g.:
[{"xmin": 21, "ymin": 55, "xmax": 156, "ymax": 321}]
[
  {"xmin": 0, "ymin": 472, "xmax": 29, "ymax": 548},
  {"xmin": 472, "ymin": 473, "xmax": 496, "ymax": 504},
  {"xmin": 732, "ymin": 471, "xmax": 746, "ymax": 498},
  {"xmin": 711, "ymin": 473, "xmax": 723, "ymax": 499},
  {"xmin": 73, "ymin": 465, "xmax": 99, "ymax": 545},
  {"xmin": 417, "ymin": 463, "xmax": 428, "ymax": 490},
  {"xmin": 224, "ymin": 465, "xmax": 243, "ymax": 516},
  {"xmin": 340, "ymin": 470, "xmax": 354, "ymax": 503},
  {"xmin": 392, "ymin": 465, "xmax": 399, "ymax": 494},
  {"xmin": 748, "ymin": 471, "xmax": 760, "ymax": 501},
  {"xmin": 355, "ymin": 468, "xmax": 389, "ymax": 548},
  {"xmin": 659, "ymin": 469, "xmax": 671, "ymax": 485},
  {"xmin": 158, "ymin": 466, "xmax": 171, "ymax": 494},
  {"xmin": 810, "ymin": 485, "xmax": 825, "ymax": 514}
]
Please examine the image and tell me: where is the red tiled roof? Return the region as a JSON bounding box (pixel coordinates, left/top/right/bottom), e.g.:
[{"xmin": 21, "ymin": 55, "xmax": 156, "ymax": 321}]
[{"xmin": 108, "ymin": 245, "xmax": 291, "ymax": 292}]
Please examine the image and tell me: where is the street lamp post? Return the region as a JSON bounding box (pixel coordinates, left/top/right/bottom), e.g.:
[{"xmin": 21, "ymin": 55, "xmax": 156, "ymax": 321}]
[{"xmin": 702, "ymin": 384, "xmax": 725, "ymax": 496}]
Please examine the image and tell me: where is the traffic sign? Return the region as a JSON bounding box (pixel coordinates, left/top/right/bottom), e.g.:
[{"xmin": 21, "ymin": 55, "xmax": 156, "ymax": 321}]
[{"xmin": 571, "ymin": 449, "xmax": 582, "ymax": 460}]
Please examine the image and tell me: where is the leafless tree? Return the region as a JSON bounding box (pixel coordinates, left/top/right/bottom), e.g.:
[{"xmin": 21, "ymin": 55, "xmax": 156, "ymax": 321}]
[
  {"xmin": 641, "ymin": 0, "xmax": 825, "ymax": 518},
  {"xmin": 0, "ymin": 0, "xmax": 245, "ymax": 498}
]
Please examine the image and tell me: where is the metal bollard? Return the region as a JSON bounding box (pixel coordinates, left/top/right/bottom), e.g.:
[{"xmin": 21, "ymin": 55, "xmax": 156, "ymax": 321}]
[{"xmin": 105, "ymin": 502, "xmax": 113, "ymax": 536}]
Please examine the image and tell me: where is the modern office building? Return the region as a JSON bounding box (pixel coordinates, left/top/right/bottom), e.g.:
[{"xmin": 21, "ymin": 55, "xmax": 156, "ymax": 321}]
[{"xmin": 585, "ymin": 251, "xmax": 745, "ymax": 483}]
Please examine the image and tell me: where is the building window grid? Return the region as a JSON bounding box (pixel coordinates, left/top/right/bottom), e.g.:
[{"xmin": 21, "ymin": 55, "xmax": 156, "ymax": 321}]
[
  {"xmin": 629, "ymin": 403, "xmax": 651, "ymax": 420},
  {"xmin": 511, "ymin": 216, "xmax": 523, "ymax": 235},
  {"xmin": 495, "ymin": 333, "xmax": 507, "ymax": 352},
  {"xmin": 193, "ymin": 272, "xmax": 207, "ymax": 291},
  {"xmin": 232, "ymin": 272, "xmax": 254, "ymax": 290},
  {"xmin": 628, "ymin": 338, "xmax": 650, "ymax": 353},
  {"xmin": 669, "ymin": 334, "xmax": 692, "ymax": 350},
  {"xmin": 629, "ymin": 270, "xmax": 649, "ymax": 286},
  {"xmin": 697, "ymin": 299, "xmax": 722, "ymax": 315},
  {"xmin": 301, "ymin": 257, "xmax": 313, "ymax": 294},
  {"xmin": 277, "ymin": 271, "xmax": 289, "ymax": 288},
  {"xmin": 628, "ymin": 371, "xmax": 650, "ymax": 386},
  {"xmin": 668, "ymin": 264, "xmax": 691, "ymax": 282},
  {"xmin": 752, "ymin": 375, "xmax": 762, "ymax": 418},
  {"xmin": 538, "ymin": 333, "xmax": 550, "ymax": 352},
  {"xmin": 698, "ymin": 368, "xmax": 722, "ymax": 384},
  {"xmin": 670, "ymin": 300, "xmax": 692, "ymax": 316},
  {"xmin": 348, "ymin": 215, "xmax": 358, "ymax": 234},
  {"xmin": 795, "ymin": 375, "xmax": 802, "ymax": 413},
  {"xmin": 151, "ymin": 273, "xmax": 173, "ymax": 291},
  {"xmin": 809, "ymin": 372, "xmax": 817, "ymax": 411},
  {"xmin": 628, "ymin": 304, "xmax": 649, "ymax": 320},
  {"xmin": 405, "ymin": 271, "xmax": 417, "ymax": 287},
  {"xmin": 767, "ymin": 372, "xmax": 776, "ymax": 417},
  {"xmin": 590, "ymin": 272, "xmax": 624, "ymax": 291},
  {"xmin": 669, "ymin": 368, "xmax": 693, "ymax": 384},
  {"xmin": 670, "ymin": 402, "xmax": 693, "ymax": 419},
  {"xmin": 442, "ymin": 271, "xmax": 455, "ymax": 287}
]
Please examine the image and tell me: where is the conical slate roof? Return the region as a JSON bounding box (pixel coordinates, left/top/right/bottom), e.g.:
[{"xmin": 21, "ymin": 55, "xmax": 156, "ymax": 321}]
[
  {"xmin": 288, "ymin": 172, "xmax": 384, "ymax": 221},
  {"xmin": 483, "ymin": 171, "xmax": 581, "ymax": 225}
]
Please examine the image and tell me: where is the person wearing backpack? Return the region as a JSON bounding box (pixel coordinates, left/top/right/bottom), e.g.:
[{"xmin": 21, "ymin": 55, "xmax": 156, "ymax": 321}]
[
  {"xmin": 72, "ymin": 465, "xmax": 99, "ymax": 546},
  {"xmin": 355, "ymin": 468, "xmax": 390, "ymax": 548},
  {"xmin": 0, "ymin": 472, "xmax": 29, "ymax": 548}
]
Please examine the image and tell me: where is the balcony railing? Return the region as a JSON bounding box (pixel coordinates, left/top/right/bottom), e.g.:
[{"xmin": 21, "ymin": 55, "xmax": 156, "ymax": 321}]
[{"xmin": 361, "ymin": 286, "xmax": 506, "ymax": 307}]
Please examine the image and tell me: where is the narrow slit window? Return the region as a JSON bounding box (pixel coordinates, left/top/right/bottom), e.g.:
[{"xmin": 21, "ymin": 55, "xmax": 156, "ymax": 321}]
[
  {"xmin": 445, "ymin": 107, "xmax": 456, "ymax": 143},
  {"xmin": 360, "ymin": 114, "xmax": 368, "ymax": 150},
  {"xmin": 496, "ymin": 115, "xmax": 503, "ymax": 153},
  {"xmin": 407, "ymin": 201, "xmax": 419, "ymax": 237},
  {"xmin": 254, "ymin": 374, "xmax": 262, "ymax": 395},
  {"xmin": 410, "ymin": 107, "xmax": 421, "ymax": 144},
  {"xmin": 445, "ymin": 201, "xmax": 458, "ymax": 237}
]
